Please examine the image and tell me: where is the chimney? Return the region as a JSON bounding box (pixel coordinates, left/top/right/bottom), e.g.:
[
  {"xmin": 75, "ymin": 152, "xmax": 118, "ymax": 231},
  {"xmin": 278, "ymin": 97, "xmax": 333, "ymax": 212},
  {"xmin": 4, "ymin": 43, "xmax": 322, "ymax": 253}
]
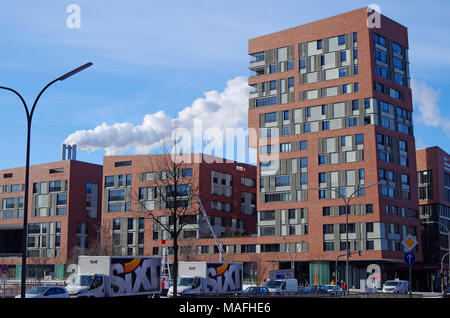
[
  {"xmin": 61, "ymin": 144, "xmax": 67, "ymax": 160},
  {"xmin": 61, "ymin": 144, "xmax": 77, "ymax": 161}
]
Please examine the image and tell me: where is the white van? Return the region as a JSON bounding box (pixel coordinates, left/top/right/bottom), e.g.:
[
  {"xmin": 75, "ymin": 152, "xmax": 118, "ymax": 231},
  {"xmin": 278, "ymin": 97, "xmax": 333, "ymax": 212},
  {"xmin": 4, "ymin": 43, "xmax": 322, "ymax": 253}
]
[
  {"xmin": 263, "ymin": 278, "xmax": 298, "ymax": 294},
  {"xmin": 382, "ymin": 280, "xmax": 409, "ymax": 294}
]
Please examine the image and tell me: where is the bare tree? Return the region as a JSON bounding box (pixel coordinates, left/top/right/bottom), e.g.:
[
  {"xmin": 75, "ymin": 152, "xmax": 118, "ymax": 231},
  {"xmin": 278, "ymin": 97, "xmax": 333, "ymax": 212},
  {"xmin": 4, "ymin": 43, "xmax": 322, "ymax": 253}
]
[{"xmin": 131, "ymin": 139, "xmax": 200, "ymax": 298}]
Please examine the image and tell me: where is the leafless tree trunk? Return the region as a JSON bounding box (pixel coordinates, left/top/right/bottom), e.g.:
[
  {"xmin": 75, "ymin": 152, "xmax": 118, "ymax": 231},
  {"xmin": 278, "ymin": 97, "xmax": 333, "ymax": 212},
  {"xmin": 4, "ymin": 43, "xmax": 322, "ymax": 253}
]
[{"xmin": 130, "ymin": 138, "xmax": 199, "ymax": 298}]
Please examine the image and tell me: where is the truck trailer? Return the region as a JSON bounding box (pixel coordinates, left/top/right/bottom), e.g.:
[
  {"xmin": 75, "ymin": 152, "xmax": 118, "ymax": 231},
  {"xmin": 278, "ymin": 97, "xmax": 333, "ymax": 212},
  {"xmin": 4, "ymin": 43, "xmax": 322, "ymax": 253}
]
[
  {"xmin": 168, "ymin": 261, "xmax": 243, "ymax": 297},
  {"xmin": 67, "ymin": 256, "xmax": 161, "ymax": 298}
]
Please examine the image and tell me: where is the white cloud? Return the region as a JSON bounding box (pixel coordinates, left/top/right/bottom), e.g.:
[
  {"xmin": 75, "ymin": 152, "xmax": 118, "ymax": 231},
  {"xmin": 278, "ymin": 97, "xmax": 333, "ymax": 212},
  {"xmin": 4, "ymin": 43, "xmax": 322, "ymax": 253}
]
[
  {"xmin": 412, "ymin": 80, "xmax": 450, "ymax": 136},
  {"xmin": 64, "ymin": 76, "xmax": 250, "ymax": 155}
]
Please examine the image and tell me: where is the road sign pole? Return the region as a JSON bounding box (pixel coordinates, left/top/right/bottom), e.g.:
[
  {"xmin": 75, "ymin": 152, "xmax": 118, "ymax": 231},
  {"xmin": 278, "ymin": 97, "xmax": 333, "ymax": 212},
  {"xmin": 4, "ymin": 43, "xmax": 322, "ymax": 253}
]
[{"xmin": 409, "ymin": 265, "xmax": 412, "ymax": 298}]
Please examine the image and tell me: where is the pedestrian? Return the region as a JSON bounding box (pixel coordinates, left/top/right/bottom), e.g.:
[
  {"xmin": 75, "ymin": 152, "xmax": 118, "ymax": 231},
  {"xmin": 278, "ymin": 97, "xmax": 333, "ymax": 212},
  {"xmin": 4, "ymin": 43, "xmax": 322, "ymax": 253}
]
[
  {"xmin": 340, "ymin": 280, "xmax": 347, "ymax": 294},
  {"xmin": 330, "ymin": 279, "xmax": 336, "ymax": 285}
]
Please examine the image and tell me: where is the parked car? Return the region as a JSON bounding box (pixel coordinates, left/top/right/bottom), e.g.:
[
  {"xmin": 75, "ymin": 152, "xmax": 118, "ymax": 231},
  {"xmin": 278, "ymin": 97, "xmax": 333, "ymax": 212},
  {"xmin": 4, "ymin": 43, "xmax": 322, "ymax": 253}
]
[
  {"xmin": 241, "ymin": 286, "xmax": 270, "ymax": 296},
  {"xmin": 263, "ymin": 278, "xmax": 298, "ymax": 294},
  {"xmin": 298, "ymin": 286, "xmax": 310, "ymax": 294},
  {"xmin": 325, "ymin": 284, "xmax": 343, "ymax": 296},
  {"xmin": 309, "ymin": 285, "xmax": 327, "ymax": 294},
  {"xmin": 442, "ymin": 286, "xmax": 450, "ymax": 298},
  {"xmin": 382, "ymin": 280, "xmax": 409, "ymax": 294},
  {"xmin": 15, "ymin": 286, "xmax": 70, "ymax": 298}
]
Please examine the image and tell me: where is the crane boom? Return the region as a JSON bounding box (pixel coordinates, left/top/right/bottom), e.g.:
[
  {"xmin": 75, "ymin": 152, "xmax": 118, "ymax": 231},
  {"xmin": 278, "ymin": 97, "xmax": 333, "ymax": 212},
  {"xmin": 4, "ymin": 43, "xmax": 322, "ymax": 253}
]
[{"xmin": 195, "ymin": 194, "xmax": 223, "ymax": 261}]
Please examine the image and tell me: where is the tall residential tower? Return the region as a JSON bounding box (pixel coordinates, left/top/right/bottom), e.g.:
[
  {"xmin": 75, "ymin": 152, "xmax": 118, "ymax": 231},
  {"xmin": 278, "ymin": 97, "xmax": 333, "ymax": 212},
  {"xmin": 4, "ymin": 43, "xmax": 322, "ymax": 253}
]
[{"xmin": 248, "ymin": 7, "xmax": 421, "ymax": 287}]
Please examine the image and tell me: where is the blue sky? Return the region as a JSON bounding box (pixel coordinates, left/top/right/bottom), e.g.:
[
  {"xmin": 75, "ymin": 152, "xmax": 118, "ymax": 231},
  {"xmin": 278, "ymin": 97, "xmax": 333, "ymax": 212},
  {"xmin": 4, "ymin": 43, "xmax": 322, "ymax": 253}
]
[{"xmin": 0, "ymin": 0, "xmax": 449, "ymax": 169}]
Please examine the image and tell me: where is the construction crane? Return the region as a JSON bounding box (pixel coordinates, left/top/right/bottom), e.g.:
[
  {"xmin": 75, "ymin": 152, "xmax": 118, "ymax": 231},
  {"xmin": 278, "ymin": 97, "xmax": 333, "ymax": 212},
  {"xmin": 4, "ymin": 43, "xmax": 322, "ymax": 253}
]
[{"xmin": 195, "ymin": 194, "xmax": 224, "ymax": 262}]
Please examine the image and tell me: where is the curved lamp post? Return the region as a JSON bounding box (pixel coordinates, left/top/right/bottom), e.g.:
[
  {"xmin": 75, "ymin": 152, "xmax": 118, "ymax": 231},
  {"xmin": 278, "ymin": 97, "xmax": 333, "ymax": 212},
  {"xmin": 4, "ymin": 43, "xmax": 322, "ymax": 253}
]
[{"xmin": 0, "ymin": 62, "xmax": 93, "ymax": 298}]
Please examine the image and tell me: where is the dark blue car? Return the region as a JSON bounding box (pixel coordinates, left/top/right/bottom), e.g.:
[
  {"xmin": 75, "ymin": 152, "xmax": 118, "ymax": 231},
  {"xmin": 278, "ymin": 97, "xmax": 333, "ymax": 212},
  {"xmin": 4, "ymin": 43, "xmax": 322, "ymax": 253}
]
[{"xmin": 241, "ymin": 286, "xmax": 270, "ymax": 296}]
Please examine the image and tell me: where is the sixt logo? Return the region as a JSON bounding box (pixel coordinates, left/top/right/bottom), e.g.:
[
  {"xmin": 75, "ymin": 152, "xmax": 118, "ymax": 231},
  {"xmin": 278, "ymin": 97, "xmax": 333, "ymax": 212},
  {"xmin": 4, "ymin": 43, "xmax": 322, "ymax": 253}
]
[
  {"xmin": 110, "ymin": 258, "xmax": 161, "ymax": 296},
  {"xmin": 206, "ymin": 263, "xmax": 241, "ymax": 293}
]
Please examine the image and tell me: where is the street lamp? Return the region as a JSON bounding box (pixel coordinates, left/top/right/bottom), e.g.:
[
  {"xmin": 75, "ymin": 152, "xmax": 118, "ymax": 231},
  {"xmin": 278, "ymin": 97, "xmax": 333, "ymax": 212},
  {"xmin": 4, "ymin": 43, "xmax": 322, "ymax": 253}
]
[
  {"xmin": 0, "ymin": 62, "xmax": 93, "ymax": 298},
  {"xmin": 423, "ymin": 220, "xmax": 450, "ymax": 292},
  {"xmin": 441, "ymin": 252, "xmax": 449, "ymax": 294},
  {"xmin": 310, "ymin": 181, "xmax": 381, "ymax": 294}
]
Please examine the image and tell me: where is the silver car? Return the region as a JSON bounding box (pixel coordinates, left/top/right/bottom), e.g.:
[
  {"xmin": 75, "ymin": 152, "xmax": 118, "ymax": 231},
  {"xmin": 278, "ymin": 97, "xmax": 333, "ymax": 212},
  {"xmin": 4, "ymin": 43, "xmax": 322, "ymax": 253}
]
[{"xmin": 15, "ymin": 286, "xmax": 70, "ymax": 298}]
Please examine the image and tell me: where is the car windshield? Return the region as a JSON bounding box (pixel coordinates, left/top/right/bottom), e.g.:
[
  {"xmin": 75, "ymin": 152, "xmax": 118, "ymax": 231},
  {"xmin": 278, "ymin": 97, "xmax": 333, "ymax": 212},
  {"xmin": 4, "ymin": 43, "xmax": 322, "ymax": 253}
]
[
  {"xmin": 69, "ymin": 275, "xmax": 95, "ymax": 286},
  {"xmin": 177, "ymin": 277, "xmax": 194, "ymax": 286},
  {"xmin": 27, "ymin": 287, "xmax": 48, "ymax": 295},
  {"xmin": 385, "ymin": 281, "xmax": 401, "ymax": 286},
  {"xmin": 264, "ymin": 280, "xmax": 281, "ymax": 288}
]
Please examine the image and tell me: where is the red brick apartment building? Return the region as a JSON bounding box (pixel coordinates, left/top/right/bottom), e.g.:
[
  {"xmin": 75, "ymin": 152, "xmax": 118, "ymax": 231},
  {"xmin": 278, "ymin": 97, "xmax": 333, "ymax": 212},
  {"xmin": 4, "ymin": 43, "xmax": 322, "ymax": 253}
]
[
  {"xmin": 100, "ymin": 154, "xmax": 257, "ymax": 258},
  {"xmin": 0, "ymin": 160, "xmax": 102, "ymax": 279},
  {"xmin": 245, "ymin": 7, "xmax": 421, "ymax": 287},
  {"xmin": 416, "ymin": 147, "xmax": 450, "ymax": 290}
]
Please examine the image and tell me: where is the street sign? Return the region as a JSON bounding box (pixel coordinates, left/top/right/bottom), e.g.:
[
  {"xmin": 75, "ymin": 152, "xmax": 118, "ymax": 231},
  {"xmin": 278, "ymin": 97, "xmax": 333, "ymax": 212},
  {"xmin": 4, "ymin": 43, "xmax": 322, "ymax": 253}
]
[
  {"xmin": 404, "ymin": 252, "xmax": 416, "ymax": 266},
  {"xmin": 1, "ymin": 265, "xmax": 8, "ymax": 274},
  {"xmin": 402, "ymin": 235, "xmax": 418, "ymax": 251}
]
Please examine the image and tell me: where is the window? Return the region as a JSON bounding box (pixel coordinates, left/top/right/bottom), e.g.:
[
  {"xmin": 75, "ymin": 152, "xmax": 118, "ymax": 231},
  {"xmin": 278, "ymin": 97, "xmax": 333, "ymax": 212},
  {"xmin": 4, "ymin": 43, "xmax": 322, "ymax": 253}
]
[
  {"xmin": 265, "ymin": 192, "xmax": 291, "ymax": 202},
  {"xmin": 356, "ymin": 134, "xmax": 364, "ymax": 145},
  {"xmin": 280, "ymin": 143, "xmax": 291, "ymax": 153},
  {"xmin": 393, "ymin": 58, "xmax": 403, "ymax": 70},
  {"xmin": 323, "ymin": 224, "xmax": 334, "ymax": 234},
  {"xmin": 323, "ymin": 207, "xmax": 331, "ymax": 216},
  {"xmin": 275, "ymin": 175, "xmax": 290, "ymax": 187},
  {"xmin": 256, "ymin": 96, "xmax": 277, "ymax": 107},
  {"xmin": 288, "ymin": 77, "xmax": 295, "ymax": 88},
  {"xmin": 339, "ymin": 68, "xmax": 347, "ymax": 78},
  {"xmin": 392, "ymin": 42, "xmax": 403, "ymax": 55},
  {"xmin": 283, "ymin": 110, "xmax": 290, "ymax": 121},
  {"xmin": 399, "ymin": 140, "xmax": 407, "ymax": 152},
  {"xmin": 265, "ymin": 112, "xmax": 277, "ymax": 123},
  {"xmin": 269, "ymin": 64, "xmax": 277, "ymax": 74},
  {"xmin": 348, "ymin": 117, "xmax": 358, "ymax": 127},
  {"xmin": 374, "ymin": 33, "xmax": 387, "ymax": 47},
  {"xmin": 321, "ymin": 105, "xmax": 326, "ymax": 115},
  {"xmin": 376, "ymin": 66, "xmax": 388, "ymax": 78},
  {"xmin": 303, "ymin": 123, "xmax": 311, "ymax": 133},
  {"xmin": 57, "ymin": 193, "xmax": 67, "ymax": 205},
  {"xmin": 270, "ymin": 81, "xmax": 277, "ymax": 90},
  {"xmin": 299, "ymin": 140, "xmax": 308, "ymax": 150},
  {"xmin": 323, "ymin": 242, "xmax": 334, "ymax": 251},
  {"xmin": 109, "ymin": 189, "xmax": 125, "ymax": 202},
  {"xmin": 352, "ymin": 100, "xmax": 359, "ymax": 110},
  {"xmin": 300, "ymin": 157, "xmax": 308, "ymax": 168},
  {"xmin": 282, "ymin": 126, "xmax": 291, "ymax": 136},
  {"xmin": 49, "ymin": 181, "xmax": 62, "ymax": 192},
  {"xmin": 300, "ymin": 173, "xmax": 308, "ymax": 185},
  {"xmin": 299, "ymin": 59, "xmax": 306, "ymax": 70},
  {"xmin": 105, "ymin": 176, "xmax": 115, "ymax": 188},
  {"xmin": 338, "ymin": 35, "xmax": 346, "ymax": 45},
  {"xmin": 322, "ymin": 121, "xmax": 330, "ymax": 131},
  {"xmin": 287, "ymin": 60, "xmax": 294, "ymax": 70},
  {"xmin": 317, "ymin": 40, "xmax": 322, "ymax": 50},
  {"xmin": 259, "ymin": 211, "xmax": 275, "ymax": 221},
  {"xmin": 319, "ymin": 173, "xmax": 327, "ymax": 184},
  {"xmin": 182, "ymin": 168, "xmax": 192, "ymax": 177},
  {"xmin": 375, "ymin": 50, "xmax": 388, "ymax": 63},
  {"xmin": 340, "ymin": 50, "xmax": 347, "ymax": 62},
  {"xmin": 319, "ymin": 155, "xmax": 326, "ymax": 165},
  {"xmin": 115, "ymin": 161, "xmax": 132, "ymax": 167}
]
